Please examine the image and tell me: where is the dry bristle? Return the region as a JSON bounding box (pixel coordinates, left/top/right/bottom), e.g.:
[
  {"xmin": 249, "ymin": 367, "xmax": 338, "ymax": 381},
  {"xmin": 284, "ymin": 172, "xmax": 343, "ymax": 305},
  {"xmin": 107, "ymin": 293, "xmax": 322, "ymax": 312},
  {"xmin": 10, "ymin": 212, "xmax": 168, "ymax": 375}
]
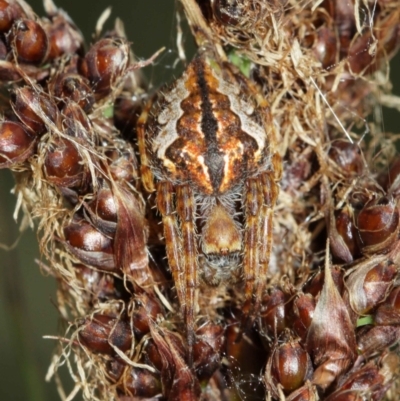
[{"xmin": 1, "ymin": 0, "xmax": 400, "ymax": 400}]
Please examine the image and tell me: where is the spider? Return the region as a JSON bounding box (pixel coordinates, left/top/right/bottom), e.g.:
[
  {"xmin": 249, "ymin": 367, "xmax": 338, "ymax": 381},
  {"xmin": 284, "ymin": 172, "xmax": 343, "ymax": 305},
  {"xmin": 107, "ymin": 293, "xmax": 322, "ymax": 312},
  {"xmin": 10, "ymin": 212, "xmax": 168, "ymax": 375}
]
[{"xmin": 137, "ymin": 52, "xmax": 281, "ymax": 362}]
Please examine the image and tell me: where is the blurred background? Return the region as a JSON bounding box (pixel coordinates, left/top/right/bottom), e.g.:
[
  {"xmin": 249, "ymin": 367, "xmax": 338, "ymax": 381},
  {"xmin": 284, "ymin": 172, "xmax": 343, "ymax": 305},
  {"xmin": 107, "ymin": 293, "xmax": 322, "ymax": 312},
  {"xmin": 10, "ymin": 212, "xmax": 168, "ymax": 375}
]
[{"xmin": 0, "ymin": 1, "xmax": 399, "ymax": 400}]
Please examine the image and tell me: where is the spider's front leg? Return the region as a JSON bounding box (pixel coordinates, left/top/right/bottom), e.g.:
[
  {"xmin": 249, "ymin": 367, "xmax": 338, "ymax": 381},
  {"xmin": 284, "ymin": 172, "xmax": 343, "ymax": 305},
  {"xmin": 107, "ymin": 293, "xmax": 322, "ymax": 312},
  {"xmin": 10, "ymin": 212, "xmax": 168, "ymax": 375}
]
[
  {"xmin": 157, "ymin": 181, "xmax": 198, "ymax": 365},
  {"xmin": 243, "ymin": 170, "xmax": 279, "ymax": 328}
]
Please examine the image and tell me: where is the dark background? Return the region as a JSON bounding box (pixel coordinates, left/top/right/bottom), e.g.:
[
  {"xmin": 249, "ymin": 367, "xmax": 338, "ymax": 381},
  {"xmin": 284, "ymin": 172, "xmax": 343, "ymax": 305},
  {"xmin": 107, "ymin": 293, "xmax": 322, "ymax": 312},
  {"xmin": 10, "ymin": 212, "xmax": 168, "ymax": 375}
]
[{"xmin": 0, "ymin": 1, "xmax": 399, "ymax": 400}]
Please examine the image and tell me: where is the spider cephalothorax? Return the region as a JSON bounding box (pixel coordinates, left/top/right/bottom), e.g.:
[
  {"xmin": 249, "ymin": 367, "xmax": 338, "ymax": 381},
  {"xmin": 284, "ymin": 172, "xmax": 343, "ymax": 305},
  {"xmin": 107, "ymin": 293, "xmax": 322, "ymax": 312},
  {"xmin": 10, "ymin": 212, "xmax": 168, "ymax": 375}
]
[{"xmin": 138, "ymin": 53, "xmax": 281, "ymax": 360}]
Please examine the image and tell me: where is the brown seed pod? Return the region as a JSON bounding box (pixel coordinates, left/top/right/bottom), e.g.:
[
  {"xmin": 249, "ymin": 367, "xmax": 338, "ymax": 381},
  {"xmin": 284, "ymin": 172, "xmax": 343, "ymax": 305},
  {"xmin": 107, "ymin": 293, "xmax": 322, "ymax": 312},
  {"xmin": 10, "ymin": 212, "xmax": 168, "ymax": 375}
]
[
  {"xmin": 113, "ymin": 96, "xmax": 143, "ymax": 140},
  {"xmin": 260, "ymin": 288, "xmax": 289, "ymax": 338},
  {"xmin": 73, "ymin": 264, "xmax": 127, "ymax": 304},
  {"xmin": 375, "ymin": 287, "xmax": 400, "ymax": 325},
  {"xmin": 11, "ymin": 87, "xmax": 59, "ymax": 134},
  {"xmin": 78, "ymin": 314, "xmax": 132, "ymax": 355},
  {"xmin": 142, "ymin": 339, "xmax": 165, "ymax": 372},
  {"xmin": 107, "ymin": 359, "xmax": 162, "ymax": 398},
  {"xmin": 330, "ymin": 207, "xmax": 360, "ymax": 262},
  {"xmin": 148, "ymin": 324, "xmax": 202, "ymax": 400},
  {"xmin": 356, "ymin": 198, "xmax": 400, "ymax": 254},
  {"xmin": 306, "ymin": 262, "xmax": 356, "ymax": 389},
  {"xmin": 9, "ymin": 19, "xmax": 49, "ymax": 64},
  {"xmin": 269, "ymin": 339, "xmax": 313, "ymax": 394},
  {"xmin": 111, "ymin": 182, "xmax": 150, "ymax": 286},
  {"xmin": 193, "ymin": 322, "xmax": 224, "ymax": 382},
  {"xmin": 0, "ymin": 0, "xmax": 24, "ymax": 33},
  {"xmin": 82, "ymin": 37, "xmax": 129, "ymax": 98},
  {"xmin": 345, "ymin": 260, "xmax": 397, "ymax": 315},
  {"xmin": 105, "ymin": 147, "xmax": 139, "ymax": 184},
  {"xmin": 131, "ymin": 292, "xmax": 164, "ymax": 339},
  {"xmin": 63, "ymin": 217, "xmax": 116, "ymax": 272},
  {"xmin": 84, "ymin": 183, "xmax": 118, "ymax": 237},
  {"xmin": 43, "ymin": 137, "xmax": 86, "ymax": 188},
  {"xmin": 0, "ymin": 120, "xmax": 35, "ymax": 168},
  {"xmin": 292, "ymin": 294, "xmax": 316, "ymax": 341},
  {"xmin": 328, "ymin": 140, "xmax": 364, "ymax": 176},
  {"xmin": 313, "ymin": 26, "xmax": 338, "ymax": 70},
  {"xmin": 51, "ymin": 73, "xmax": 94, "ymax": 112},
  {"xmin": 357, "ymin": 325, "xmax": 400, "ymax": 358},
  {"xmin": 325, "ymin": 363, "xmax": 385, "ymax": 401},
  {"xmin": 44, "ymin": 12, "xmax": 84, "ymax": 60}
]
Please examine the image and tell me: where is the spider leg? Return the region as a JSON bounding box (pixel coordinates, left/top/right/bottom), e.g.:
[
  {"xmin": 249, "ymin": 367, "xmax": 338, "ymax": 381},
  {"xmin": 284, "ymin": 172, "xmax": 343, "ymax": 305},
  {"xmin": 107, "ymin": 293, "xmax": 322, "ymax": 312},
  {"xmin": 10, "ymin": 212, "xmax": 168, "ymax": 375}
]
[
  {"xmin": 156, "ymin": 181, "xmax": 186, "ymax": 316},
  {"xmin": 157, "ymin": 182, "xmax": 198, "ymax": 365},
  {"xmin": 137, "ymin": 100, "xmax": 156, "ymax": 193},
  {"xmin": 242, "ymin": 178, "xmax": 262, "ymax": 323},
  {"xmin": 242, "ymin": 172, "xmax": 279, "ymax": 330},
  {"xmin": 257, "ymin": 172, "xmax": 279, "ymax": 310},
  {"xmin": 176, "ymin": 185, "xmax": 198, "ymax": 366}
]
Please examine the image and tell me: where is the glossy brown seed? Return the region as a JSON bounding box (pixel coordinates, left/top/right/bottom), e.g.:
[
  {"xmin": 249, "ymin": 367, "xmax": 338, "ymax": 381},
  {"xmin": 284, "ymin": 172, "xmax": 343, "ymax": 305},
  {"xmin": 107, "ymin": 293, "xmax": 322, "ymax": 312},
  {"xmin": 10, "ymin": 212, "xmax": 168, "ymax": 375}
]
[
  {"xmin": 9, "ymin": 19, "xmax": 49, "ymax": 64},
  {"xmin": 328, "ymin": 140, "xmax": 364, "ymax": 176},
  {"xmin": 325, "ymin": 363, "xmax": 384, "ymax": 401},
  {"xmin": 332, "ymin": 207, "xmax": 360, "ymax": 262},
  {"xmin": 357, "ymin": 198, "xmax": 400, "ymax": 254},
  {"xmin": 260, "ymin": 288, "xmax": 288, "ymax": 337},
  {"xmin": 73, "ymin": 264, "xmax": 127, "ymax": 303},
  {"xmin": 375, "ymin": 287, "xmax": 400, "ymax": 325},
  {"xmin": 105, "ymin": 148, "xmax": 139, "ymax": 184},
  {"xmin": 0, "ymin": 120, "xmax": 35, "ymax": 168},
  {"xmin": 118, "ymin": 366, "xmax": 162, "ymax": 399},
  {"xmin": 292, "ymin": 294, "xmax": 315, "ymax": 341},
  {"xmin": 89, "ymin": 187, "xmax": 117, "ymax": 223},
  {"xmin": 132, "ymin": 293, "xmax": 163, "ymax": 338},
  {"xmin": 12, "ymin": 87, "xmax": 59, "ymax": 134},
  {"xmin": 143, "ymin": 339, "xmax": 164, "ymax": 372},
  {"xmin": 196, "ymin": 321, "xmax": 225, "ymax": 355},
  {"xmin": 345, "ymin": 259, "xmax": 397, "ymax": 316},
  {"xmin": 363, "ymin": 262, "xmax": 397, "ymax": 312},
  {"xmin": 52, "ymin": 73, "xmax": 94, "ymax": 112},
  {"xmin": 313, "ymin": 27, "xmax": 337, "ymax": 69},
  {"xmin": 193, "ymin": 323, "xmax": 224, "ymax": 382},
  {"xmin": 271, "ymin": 340, "xmax": 312, "ymax": 393},
  {"xmin": 84, "ymin": 185, "xmax": 117, "ymax": 236},
  {"xmin": 44, "ymin": 137, "xmax": 86, "ymax": 187},
  {"xmin": 63, "ymin": 217, "xmax": 116, "ymax": 271},
  {"xmin": 44, "ymin": 13, "xmax": 83, "ymax": 60},
  {"xmin": 113, "ymin": 96, "xmax": 142, "ymax": 140},
  {"xmin": 79, "ymin": 314, "xmax": 132, "ymax": 355},
  {"xmin": 357, "ymin": 326, "xmax": 400, "ymax": 357},
  {"xmin": 0, "ymin": 0, "xmax": 24, "ymax": 33},
  {"xmin": 212, "ymin": 0, "xmax": 241, "ymax": 26},
  {"xmin": 83, "ymin": 37, "xmax": 129, "ymax": 97}
]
